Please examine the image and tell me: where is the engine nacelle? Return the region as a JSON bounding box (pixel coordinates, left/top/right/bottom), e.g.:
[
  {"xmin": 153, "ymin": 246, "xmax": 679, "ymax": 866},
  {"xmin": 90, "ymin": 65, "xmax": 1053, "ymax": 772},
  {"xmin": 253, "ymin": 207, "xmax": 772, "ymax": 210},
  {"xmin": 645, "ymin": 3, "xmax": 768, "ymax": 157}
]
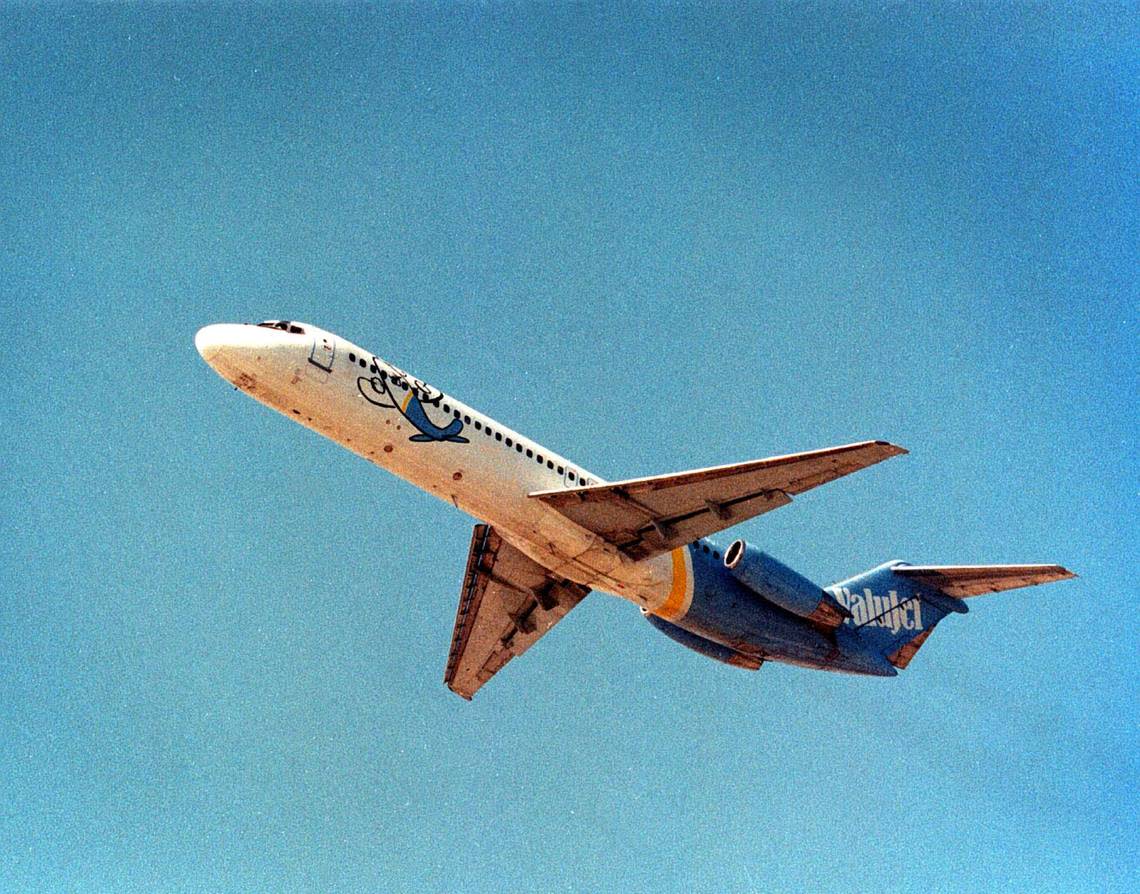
[
  {"xmin": 643, "ymin": 611, "xmax": 763, "ymax": 670},
  {"xmin": 723, "ymin": 540, "xmax": 850, "ymax": 628}
]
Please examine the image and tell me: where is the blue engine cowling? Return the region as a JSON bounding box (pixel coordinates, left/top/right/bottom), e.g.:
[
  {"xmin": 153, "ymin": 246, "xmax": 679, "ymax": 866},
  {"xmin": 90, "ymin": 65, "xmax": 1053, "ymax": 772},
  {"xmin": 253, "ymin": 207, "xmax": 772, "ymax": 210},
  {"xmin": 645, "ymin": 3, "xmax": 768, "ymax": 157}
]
[
  {"xmin": 643, "ymin": 611, "xmax": 763, "ymax": 670},
  {"xmin": 723, "ymin": 540, "xmax": 850, "ymax": 628}
]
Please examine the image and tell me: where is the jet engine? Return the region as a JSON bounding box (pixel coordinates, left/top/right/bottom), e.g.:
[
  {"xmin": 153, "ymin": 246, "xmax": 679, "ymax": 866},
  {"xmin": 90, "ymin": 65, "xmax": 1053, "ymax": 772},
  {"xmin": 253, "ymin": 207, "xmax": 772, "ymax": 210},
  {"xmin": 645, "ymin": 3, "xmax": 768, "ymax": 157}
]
[{"xmin": 723, "ymin": 540, "xmax": 850, "ymax": 628}]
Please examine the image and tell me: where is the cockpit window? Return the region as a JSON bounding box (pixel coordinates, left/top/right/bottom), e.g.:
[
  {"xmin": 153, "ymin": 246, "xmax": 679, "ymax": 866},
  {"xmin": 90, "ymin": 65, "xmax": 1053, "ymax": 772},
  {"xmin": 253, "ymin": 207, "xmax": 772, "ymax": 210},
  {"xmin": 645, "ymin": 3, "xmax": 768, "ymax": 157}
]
[{"xmin": 257, "ymin": 320, "xmax": 306, "ymax": 335}]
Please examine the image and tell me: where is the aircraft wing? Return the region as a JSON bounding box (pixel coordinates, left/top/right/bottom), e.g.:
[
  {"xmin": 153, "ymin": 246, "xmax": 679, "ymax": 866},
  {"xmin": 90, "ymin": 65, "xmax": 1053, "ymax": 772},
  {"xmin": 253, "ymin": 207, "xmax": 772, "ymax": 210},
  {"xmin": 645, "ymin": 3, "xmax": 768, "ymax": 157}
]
[
  {"xmin": 892, "ymin": 564, "xmax": 1076, "ymax": 597},
  {"xmin": 531, "ymin": 440, "xmax": 906, "ymax": 562},
  {"xmin": 444, "ymin": 524, "xmax": 590, "ymax": 699}
]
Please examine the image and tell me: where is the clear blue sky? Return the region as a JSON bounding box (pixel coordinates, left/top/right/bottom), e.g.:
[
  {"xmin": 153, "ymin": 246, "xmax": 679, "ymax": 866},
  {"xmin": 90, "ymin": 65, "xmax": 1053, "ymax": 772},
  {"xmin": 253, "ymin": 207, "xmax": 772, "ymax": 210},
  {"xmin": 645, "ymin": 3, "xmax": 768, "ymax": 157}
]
[{"xmin": 2, "ymin": 5, "xmax": 1135, "ymax": 892}]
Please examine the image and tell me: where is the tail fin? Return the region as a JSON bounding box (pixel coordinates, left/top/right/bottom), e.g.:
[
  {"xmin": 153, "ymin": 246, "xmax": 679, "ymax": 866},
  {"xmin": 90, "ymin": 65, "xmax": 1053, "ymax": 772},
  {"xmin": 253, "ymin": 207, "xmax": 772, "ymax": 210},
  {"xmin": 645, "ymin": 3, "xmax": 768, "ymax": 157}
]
[{"xmin": 828, "ymin": 562, "xmax": 1074, "ymax": 670}]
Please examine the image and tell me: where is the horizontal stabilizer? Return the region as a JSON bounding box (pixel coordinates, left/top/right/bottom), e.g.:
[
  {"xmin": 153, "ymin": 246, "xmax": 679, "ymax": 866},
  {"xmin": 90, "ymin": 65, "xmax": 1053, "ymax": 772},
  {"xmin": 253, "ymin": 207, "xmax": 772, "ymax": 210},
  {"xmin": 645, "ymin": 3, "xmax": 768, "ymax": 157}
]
[
  {"xmin": 892, "ymin": 564, "xmax": 1076, "ymax": 598},
  {"xmin": 831, "ymin": 559, "xmax": 1075, "ymax": 671},
  {"xmin": 532, "ymin": 441, "xmax": 906, "ymax": 562}
]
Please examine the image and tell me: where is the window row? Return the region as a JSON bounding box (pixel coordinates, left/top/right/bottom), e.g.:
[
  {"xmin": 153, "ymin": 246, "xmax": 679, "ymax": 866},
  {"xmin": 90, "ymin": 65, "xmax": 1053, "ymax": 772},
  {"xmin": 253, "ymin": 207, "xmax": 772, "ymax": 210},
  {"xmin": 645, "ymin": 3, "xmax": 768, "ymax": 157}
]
[
  {"xmin": 348, "ymin": 352, "xmax": 393, "ymax": 377},
  {"xmin": 346, "ymin": 352, "xmax": 586, "ymax": 483}
]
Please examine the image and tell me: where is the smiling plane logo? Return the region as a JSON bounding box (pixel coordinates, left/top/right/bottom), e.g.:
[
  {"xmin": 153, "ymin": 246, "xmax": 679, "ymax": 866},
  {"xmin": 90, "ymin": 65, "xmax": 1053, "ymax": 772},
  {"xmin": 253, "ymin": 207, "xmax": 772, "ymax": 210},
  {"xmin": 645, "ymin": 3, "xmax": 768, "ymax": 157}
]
[{"xmin": 357, "ymin": 362, "xmax": 469, "ymax": 444}]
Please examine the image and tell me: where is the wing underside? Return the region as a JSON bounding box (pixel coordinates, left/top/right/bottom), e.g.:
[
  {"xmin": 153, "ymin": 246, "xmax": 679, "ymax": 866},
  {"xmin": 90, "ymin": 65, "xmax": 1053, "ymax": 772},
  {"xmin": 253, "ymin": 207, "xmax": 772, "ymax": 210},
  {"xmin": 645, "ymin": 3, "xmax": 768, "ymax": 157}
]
[
  {"xmin": 531, "ymin": 440, "xmax": 906, "ymax": 561},
  {"xmin": 444, "ymin": 525, "xmax": 590, "ymax": 699}
]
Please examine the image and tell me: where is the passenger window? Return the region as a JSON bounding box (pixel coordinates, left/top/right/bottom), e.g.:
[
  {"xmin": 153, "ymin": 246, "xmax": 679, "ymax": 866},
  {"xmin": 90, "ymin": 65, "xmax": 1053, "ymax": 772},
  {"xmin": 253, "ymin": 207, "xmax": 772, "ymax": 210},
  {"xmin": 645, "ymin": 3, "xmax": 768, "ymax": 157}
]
[
  {"xmin": 358, "ymin": 358, "xmax": 366, "ymax": 368},
  {"xmin": 454, "ymin": 410, "xmax": 461, "ymax": 419},
  {"xmin": 443, "ymin": 404, "xmax": 450, "ymax": 413},
  {"xmin": 474, "ymin": 421, "xmax": 481, "ymax": 430},
  {"xmin": 546, "ymin": 460, "xmax": 554, "ymax": 469},
  {"xmin": 515, "ymin": 444, "xmax": 522, "ymax": 452},
  {"xmin": 526, "ymin": 449, "xmax": 533, "ymax": 458},
  {"xmin": 496, "ymin": 433, "xmax": 502, "ymax": 442},
  {"xmin": 349, "ymin": 353, "xmax": 356, "ymax": 362},
  {"xmin": 557, "ymin": 466, "xmax": 563, "ymax": 474},
  {"xmin": 569, "ymin": 471, "xmax": 576, "ymax": 481},
  {"xmin": 464, "ymin": 415, "xmax": 471, "ymax": 424}
]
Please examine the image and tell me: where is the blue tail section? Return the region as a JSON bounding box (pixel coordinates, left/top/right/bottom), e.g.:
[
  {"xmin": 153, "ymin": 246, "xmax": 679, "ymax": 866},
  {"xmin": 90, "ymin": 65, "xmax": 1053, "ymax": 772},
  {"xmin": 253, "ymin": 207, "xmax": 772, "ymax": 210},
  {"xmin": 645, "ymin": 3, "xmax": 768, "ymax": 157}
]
[{"xmin": 828, "ymin": 561, "xmax": 969, "ymax": 670}]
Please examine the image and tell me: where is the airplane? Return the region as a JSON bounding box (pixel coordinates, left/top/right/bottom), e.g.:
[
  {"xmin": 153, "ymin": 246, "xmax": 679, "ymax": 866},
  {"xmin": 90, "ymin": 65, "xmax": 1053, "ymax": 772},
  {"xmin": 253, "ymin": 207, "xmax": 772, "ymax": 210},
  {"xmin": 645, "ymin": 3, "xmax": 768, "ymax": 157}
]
[{"xmin": 195, "ymin": 320, "xmax": 1075, "ymax": 699}]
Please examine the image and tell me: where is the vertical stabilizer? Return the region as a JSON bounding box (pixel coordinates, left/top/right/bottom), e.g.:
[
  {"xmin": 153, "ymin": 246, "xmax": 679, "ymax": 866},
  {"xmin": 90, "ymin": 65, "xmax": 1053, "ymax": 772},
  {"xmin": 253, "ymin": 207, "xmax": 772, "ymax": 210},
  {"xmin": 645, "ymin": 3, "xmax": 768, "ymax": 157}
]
[{"xmin": 827, "ymin": 562, "xmax": 968, "ymax": 669}]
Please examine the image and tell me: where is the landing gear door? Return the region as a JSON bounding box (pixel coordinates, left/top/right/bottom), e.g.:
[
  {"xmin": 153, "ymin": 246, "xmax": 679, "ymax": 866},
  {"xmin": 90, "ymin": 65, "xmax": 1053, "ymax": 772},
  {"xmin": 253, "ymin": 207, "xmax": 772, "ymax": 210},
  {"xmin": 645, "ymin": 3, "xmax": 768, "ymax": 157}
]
[{"xmin": 309, "ymin": 334, "xmax": 335, "ymax": 372}]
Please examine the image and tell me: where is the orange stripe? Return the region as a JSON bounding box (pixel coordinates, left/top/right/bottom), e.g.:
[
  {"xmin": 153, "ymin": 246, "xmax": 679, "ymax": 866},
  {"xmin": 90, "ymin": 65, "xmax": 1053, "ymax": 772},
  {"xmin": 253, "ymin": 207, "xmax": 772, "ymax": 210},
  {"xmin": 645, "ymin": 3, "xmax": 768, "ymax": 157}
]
[{"xmin": 656, "ymin": 548, "xmax": 689, "ymax": 620}]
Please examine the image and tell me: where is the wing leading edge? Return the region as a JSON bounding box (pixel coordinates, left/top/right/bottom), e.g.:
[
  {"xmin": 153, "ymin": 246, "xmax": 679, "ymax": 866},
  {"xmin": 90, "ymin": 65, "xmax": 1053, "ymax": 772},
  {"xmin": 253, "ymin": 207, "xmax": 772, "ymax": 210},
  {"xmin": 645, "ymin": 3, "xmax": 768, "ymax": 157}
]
[
  {"xmin": 444, "ymin": 525, "xmax": 591, "ymax": 699},
  {"xmin": 531, "ymin": 440, "xmax": 906, "ymax": 562}
]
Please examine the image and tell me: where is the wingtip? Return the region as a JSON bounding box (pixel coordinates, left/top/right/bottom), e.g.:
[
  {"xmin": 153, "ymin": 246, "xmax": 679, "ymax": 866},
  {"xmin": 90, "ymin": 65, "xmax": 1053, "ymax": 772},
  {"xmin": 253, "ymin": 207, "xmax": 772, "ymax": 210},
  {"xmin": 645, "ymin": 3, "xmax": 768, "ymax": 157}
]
[
  {"xmin": 1031, "ymin": 564, "xmax": 1077, "ymax": 582},
  {"xmin": 444, "ymin": 681, "xmax": 474, "ymax": 701},
  {"xmin": 872, "ymin": 440, "xmax": 909, "ymax": 456}
]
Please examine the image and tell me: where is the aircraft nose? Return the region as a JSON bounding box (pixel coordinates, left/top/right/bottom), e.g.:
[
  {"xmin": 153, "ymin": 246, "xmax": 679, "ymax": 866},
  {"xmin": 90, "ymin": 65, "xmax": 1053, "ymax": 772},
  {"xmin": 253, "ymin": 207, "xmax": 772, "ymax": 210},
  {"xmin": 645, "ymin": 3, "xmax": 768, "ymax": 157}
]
[
  {"xmin": 194, "ymin": 323, "xmax": 277, "ymax": 374},
  {"xmin": 196, "ymin": 320, "xmax": 272, "ymax": 353},
  {"xmin": 194, "ymin": 323, "xmax": 233, "ymax": 364}
]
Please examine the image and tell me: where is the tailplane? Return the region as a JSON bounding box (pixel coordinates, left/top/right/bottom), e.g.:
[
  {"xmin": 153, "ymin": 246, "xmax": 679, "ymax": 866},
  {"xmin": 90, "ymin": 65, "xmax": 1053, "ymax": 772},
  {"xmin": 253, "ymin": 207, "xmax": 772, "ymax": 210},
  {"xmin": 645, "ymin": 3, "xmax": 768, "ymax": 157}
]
[{"xmin": 828, "ymin": 562, "xmax": 1075, "ymax": 670}]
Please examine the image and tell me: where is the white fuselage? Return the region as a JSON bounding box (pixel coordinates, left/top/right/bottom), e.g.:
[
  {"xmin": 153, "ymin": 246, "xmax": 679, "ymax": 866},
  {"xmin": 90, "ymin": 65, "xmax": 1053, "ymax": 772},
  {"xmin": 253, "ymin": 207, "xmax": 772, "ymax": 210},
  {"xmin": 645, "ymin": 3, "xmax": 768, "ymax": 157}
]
[{"xmin": 195, "ymin": 322, "xmax": 682, "ymax": 612}]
